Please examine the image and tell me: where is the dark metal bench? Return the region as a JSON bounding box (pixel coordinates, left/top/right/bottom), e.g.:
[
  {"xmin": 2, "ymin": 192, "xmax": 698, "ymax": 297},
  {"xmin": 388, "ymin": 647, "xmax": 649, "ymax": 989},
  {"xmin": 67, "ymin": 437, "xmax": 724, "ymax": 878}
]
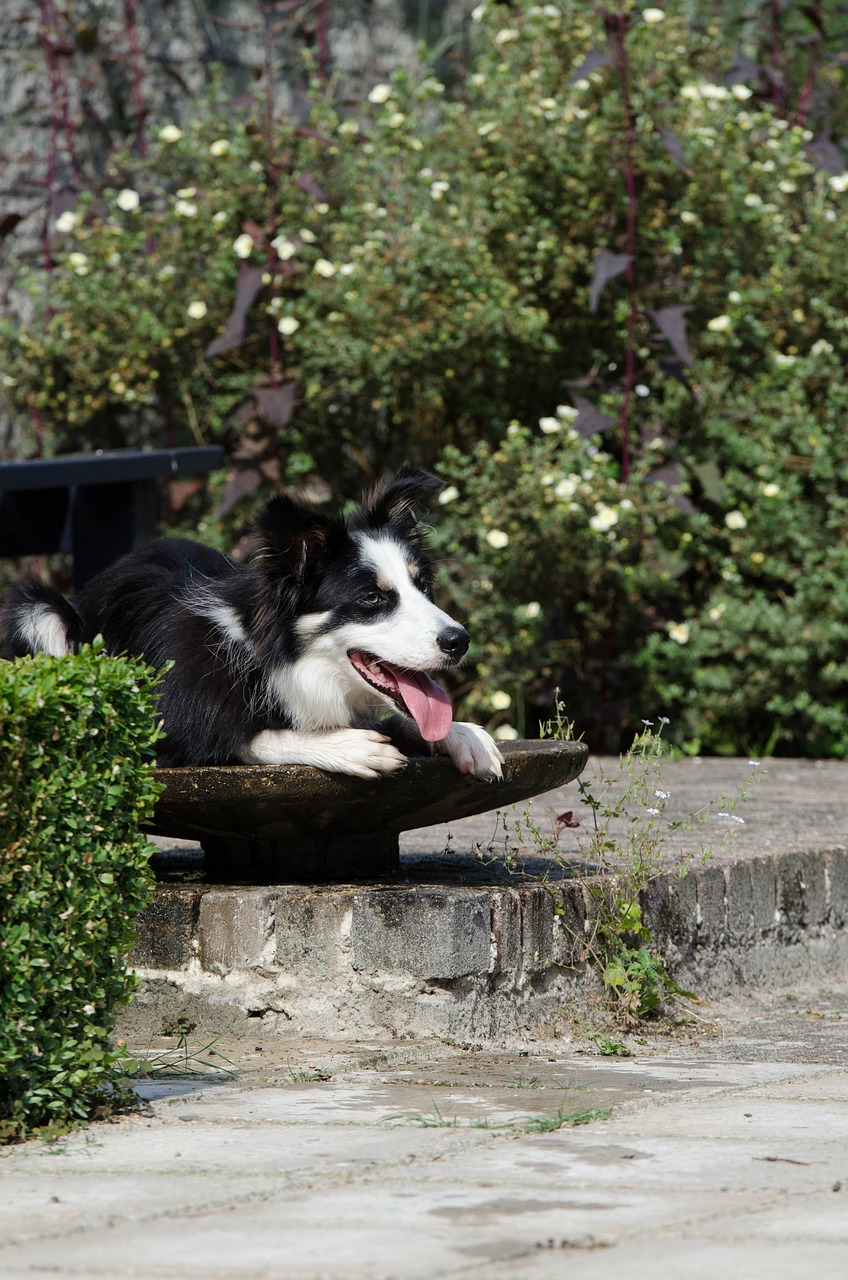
[{"xmin": 0, "ymin": 446, "xmax": 223, "ymax": 588}]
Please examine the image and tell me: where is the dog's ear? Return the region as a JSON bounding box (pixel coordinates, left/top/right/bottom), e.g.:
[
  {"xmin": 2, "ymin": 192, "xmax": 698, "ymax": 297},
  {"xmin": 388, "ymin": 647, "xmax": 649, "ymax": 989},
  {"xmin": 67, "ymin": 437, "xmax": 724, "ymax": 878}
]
[
  {"xmin": 253, "ymin": 494, "xmax": 343, "ymax": 585},
  {"xmin": 351, "ymin": 466, "xmax": 444, "ymax": 536}
]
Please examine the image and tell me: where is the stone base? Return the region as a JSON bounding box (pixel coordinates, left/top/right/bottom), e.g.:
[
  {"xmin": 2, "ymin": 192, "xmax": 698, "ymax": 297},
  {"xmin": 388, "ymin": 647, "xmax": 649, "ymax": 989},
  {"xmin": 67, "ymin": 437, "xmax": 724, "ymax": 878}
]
[{"xmin": 123, "ymin": 846, "xmax": 848, "ymax": 1042}]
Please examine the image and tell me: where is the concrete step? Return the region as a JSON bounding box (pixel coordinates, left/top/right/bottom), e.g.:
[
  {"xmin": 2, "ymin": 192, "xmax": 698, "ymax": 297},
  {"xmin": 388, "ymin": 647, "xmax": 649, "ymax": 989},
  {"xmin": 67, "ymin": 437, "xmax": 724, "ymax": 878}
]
[{"xmin": 122, "ymin": 757, "xmax": 848, "ymax": 1042}]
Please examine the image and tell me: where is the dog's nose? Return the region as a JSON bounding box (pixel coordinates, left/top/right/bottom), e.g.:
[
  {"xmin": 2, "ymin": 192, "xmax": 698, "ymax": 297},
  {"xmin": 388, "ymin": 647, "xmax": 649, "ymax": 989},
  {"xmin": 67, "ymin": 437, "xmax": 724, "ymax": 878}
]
[{"xmin": 437, "ymin": 625, "xmax": 469, "ymax": 661}]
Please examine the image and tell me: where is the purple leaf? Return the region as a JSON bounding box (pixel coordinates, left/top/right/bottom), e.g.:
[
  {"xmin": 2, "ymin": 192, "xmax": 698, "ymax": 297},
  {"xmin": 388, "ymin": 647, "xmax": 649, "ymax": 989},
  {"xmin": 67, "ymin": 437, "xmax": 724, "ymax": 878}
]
[
  {"xmin": 805, "ymin": 132, "xmax": 846, "ymax": 174},
  {"xmin": 0, "ymin": 213, "xmax": 23, "ymax": 243},
  {"xmin": 568, "ymin": 46, "xmax": 612, "ymax": 85},
  {"xmin": 254, "ymin": 383, "xmax": 297, "ymax": 429},
  {"xmin": 570, "ymin": 394, "xmax": 616, "ymax": 438},
  {"xmin": 205, "ymin": 265, "xmax": 265, "ymax": 359},
  {"xmin": 646, "ymin": 463, "xmax": 697, "ymax": 515},
  {"xmin": 658, "ymin": 128, "xmax": 692, "ymax": 176},
  {"xmin": 216, "ymin": 468, "xmax": 263, "ymax": 519},
  {"xmin": 589, "ymin": 250, "xmax": 632, "ymax": 314},
  {"xmin": 295, "ymin": 173, "xmax": 331, "ymax": 202},
  {"xmin": 648, "ymin": 305, "xmax": 693, "ymax": 367}
]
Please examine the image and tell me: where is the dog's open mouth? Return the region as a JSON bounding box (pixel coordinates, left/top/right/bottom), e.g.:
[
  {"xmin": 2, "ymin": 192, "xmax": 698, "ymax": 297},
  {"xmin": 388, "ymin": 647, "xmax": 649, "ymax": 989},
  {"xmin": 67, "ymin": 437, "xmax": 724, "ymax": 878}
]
[{"xmin": 348, "ymin": 650, "xmax": 453, "ymax": 743}]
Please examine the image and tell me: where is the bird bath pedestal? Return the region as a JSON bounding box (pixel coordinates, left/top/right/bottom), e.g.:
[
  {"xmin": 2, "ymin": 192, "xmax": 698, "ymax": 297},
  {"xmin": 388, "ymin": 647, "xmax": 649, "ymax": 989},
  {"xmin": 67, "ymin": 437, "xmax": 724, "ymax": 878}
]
[{"xmin": 147, "ymin": 739, "xmax": 588, "ymax": 884}]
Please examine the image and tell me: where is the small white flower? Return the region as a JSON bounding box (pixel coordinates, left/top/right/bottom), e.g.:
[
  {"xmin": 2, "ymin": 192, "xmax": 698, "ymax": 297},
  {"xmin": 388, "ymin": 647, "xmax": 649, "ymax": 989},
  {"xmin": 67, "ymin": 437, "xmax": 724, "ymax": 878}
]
[
  {"xmin": 277, "ymin": 315, "xmax": 300, "ymax": 336},
  {"xmin": 338, "ymin": 120, "xmax": 359, "ymax": 136},
  {"xmin": 556, "ymin": 404, "xmax": 578, "ymax": 421},
  {"xmin": 646, "ymin": 807, "xmax": 661, "ymax": 816},
  {"xmin": 83, "ymin": 1004, "xmax": 96, "ymax": 1016},
  {"xmin": 642, "ymin": 8, "xmax": 665, "ymax": 23},
  {"xmin": 338, "ymin": 262, "xmax": 357, "ymax": 276},
  {"xmin": 315, "ymin": 202, "xmax": 330, "ymax": 215},
  {"xmin": 524, "ymin": 601, "xmax": 541, "ymax": 618},
  {"xmin": 272, "ymin": 235, "xmax": 296, "ymax": 260},
  {"xmin": 209, "ymin": 139, "xmax": 230, "ymax": 156},
  {"xmin": 667, "ymin": 621, "xmax": 690, "ymax": 644},
  {"xmin": 725, "ymin": 510, "xmax": 747, "ymax": 530},
  {"xmin": 494, "ymin": 28, "xmax": 519, "ymax": 44},
  {"xmin": 116, "ymin": 188, "xmax": 140, "ymax": 212},
  {"xmin": 743, "ymin": 193, "xmax": 763, "ymax": 207},
  {"xmin": 299, "ymin": 228, "xmax": 317, "ymax": 243},
  {"xmin": 709, "ymin": 602, "xmax": 727, "ymax": 621},
  {"xmin": 655, "ymin": 790, "xmax": 669, "ymax": 800},
  {"xmin": 539, "ymin": 416, "xmax": 561, "ymax": 434},
  {"xmin": 430, "ymin": 180, "xmax": 450, "ymax": 200},
  {"xmin": 186, "ymin": 300, "xmax": 207, "ymax": 319},
  {"xmin": 494, "ymin": 724, "xmax": 519, "ymax": 741},
  {"xmin": 485, "ymin": 529, "xmax": 509, "ymax": 549},
  {"xmin": 490, "ymin": 690, "xmax": 512, "ymax": 711},
  {"xmin": 728, "ymin": 290, "xmax": 742, "ymax": 303},
  {"xmin": 158, "ymin": 124, "xmax": 183, "ymax": 143},
  {"xmin": 680, "ymin": 210, "xmax": 698, "ymax": 224},
  {"xmin": 249, "ymin": 160, "xmax": 263, "ymax": 173},
  {"xmin": 555, "ymin": 475, "xmax": 580, "ymax": 499},
  {"xmin": 773, "ymin": 352, "xmax": 796, "ymax": 367},
  {"xmin": 732, "ymin": 84, "xmax": 753, "ymax": 100},
  {"xmin": 233, "ymin": 232, "xmax": 254, "ymax": 258},
  {"xmin": 314, "ymin": 258, "xmax": 336, "ymax": 277},
  {"xmin": 67, "ymin": 251, "xmax": 88, "ymax": 268},
  {"xmin": 810, "ymin": 338, "xmax": 833, "ymax": 356},
  {"xmin": 55, "ymin": 210, "xmax": 78, "ymax": 233},
  {"xmin": 589, "ymin": 502, "xmax": 619, "ymax": 533},
  {"xmin": 212, "ymin": 210, "xmax": 228, "ymax": 225},
  {"xmin": 828, "ymin": 172, "xmax": 848, "ymax": 193},
  {"xmin": 174, "ymin": 199, "xmax": 198, "ymax": 217},
  {"xmin": 635, "ymin": 383, "xmax": 650, "ymax": 397},
  {"xmin": 700, "ymin": 83, "xmax": 729, "ymax": 101},
  {"xmin": 438, "ymin": 485, "xmax": 459, "ymax": 505},
  {"xmin": 387, "ymin": 112, "xmax": 406, "ymax": 128},
  {"xmin": 176, "ymin": 187, "xmax": 196, "ymax": 199},
  {"xmin": 471, "ymin": 3, "xmax": 487, "ymax": 20},
  {"xmin": 707, "ymin": 314, "xmax": 732, "ymax": 332},
  {"xmin": 368, "ymin": 84, "xmax": 392, "ymax": 104},
  {"xmin": 762, "ymin": 482, "xmax": 780, "ymax": 498},
  {"xmin": 778, "ymin": 180, "xmax": 797, "ymax": 194},
  {"xmin": 718, "ymin": 812, "xmax": 745, "ymax": 824}
]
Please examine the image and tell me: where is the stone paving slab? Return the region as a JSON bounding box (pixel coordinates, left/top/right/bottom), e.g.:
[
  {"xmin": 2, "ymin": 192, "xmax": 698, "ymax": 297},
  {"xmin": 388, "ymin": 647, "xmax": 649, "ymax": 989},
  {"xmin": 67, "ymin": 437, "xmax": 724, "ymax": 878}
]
[{"xmin": 3, "ymin": 991, "xmax": 848, "ymax": 1280}]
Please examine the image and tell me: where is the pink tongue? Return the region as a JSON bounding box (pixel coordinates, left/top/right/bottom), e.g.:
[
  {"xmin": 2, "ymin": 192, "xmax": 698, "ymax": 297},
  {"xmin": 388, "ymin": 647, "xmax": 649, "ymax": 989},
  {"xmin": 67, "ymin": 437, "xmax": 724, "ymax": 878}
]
[{"xmin": 391, "ymin": 667, "xmax": 453, "ymax": 742}]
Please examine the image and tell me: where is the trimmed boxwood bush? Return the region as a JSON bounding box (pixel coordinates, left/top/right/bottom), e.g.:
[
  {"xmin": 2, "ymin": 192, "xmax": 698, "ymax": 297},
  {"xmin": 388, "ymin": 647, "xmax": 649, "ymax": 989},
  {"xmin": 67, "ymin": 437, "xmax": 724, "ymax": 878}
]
[{"xmin": 0, "ymin": 641, "xmax": 162, "ymax": 1143}]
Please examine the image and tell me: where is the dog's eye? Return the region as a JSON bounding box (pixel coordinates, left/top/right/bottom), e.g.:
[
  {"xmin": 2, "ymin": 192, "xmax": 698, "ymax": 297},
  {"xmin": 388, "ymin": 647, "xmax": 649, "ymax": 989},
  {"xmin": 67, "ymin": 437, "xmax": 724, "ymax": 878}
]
[{"xmin": 360, "ymin": 591, "xmax": 384, "ymax": 608}]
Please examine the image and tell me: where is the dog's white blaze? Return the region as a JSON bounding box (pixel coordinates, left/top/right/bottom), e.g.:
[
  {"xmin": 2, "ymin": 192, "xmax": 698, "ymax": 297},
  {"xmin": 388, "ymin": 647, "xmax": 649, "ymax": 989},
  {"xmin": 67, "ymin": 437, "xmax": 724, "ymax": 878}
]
[
  {"xmin": 21, "ymin": 604, "xmax": 72, "ymax": 656},
  {"xmin": 353, "ymin": 534, "xmax": 458, "ymax": 664}
]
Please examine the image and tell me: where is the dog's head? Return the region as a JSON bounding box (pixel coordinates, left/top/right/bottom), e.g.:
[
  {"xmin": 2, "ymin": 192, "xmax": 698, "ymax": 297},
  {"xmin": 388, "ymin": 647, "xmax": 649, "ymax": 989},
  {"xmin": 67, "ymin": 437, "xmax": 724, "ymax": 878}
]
[{"xmin": 253, "ymin": 467, "xmax": 468, "ymax": 740}]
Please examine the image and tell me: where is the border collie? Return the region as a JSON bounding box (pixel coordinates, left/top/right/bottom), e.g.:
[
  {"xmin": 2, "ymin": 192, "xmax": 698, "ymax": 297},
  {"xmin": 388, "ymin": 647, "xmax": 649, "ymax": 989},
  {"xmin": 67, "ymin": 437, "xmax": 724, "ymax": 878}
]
[{"xmin": 0, "ymin": 467, "xmax": 503, "ymax": 781}]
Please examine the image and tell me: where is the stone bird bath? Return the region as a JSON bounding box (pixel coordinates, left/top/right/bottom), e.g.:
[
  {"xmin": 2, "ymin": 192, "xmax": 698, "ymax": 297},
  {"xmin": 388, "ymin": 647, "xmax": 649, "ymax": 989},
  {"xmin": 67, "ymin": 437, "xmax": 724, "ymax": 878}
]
[{"xmin": 147, "ymin": 739, "xmax": 588, "ymax": 883}]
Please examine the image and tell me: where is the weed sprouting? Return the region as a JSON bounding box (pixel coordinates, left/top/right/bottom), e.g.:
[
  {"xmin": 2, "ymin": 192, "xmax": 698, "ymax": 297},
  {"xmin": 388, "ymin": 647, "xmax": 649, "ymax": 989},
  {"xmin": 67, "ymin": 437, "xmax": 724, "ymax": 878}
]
[
  {"xmin": 119, "ymin": 1030, "xmax": 238, "ymax": 1081},
  {"xmin": 482, "ymin": 697, "xmax": 762, "ymax": 1026}
]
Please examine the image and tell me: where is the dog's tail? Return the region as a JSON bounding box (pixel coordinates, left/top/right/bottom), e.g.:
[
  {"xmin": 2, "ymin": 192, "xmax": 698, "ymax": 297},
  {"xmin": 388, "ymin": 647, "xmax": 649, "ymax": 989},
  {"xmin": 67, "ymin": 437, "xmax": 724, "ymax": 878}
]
[{"xmin": 0, "ymin": 580, "xmax": 83, "ymax": 659}]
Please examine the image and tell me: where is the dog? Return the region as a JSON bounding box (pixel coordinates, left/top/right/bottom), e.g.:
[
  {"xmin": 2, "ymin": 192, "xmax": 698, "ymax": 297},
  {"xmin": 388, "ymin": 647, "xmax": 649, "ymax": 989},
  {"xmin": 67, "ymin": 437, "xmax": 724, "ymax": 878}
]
[{"xmin": 0, "ymin": 466, "xmax": 504, "ymax": 781}]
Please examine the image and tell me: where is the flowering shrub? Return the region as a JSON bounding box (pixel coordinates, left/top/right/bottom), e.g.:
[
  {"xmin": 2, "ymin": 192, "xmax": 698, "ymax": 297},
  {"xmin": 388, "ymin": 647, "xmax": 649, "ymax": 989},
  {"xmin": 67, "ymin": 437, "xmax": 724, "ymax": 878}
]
[
  {"xmin": 1, "ymin": 0, "xmax": 847, "ymax": 753},
  {"xmin": 430, "ymin": 416, "xmax": 697, "ymax": 748}
]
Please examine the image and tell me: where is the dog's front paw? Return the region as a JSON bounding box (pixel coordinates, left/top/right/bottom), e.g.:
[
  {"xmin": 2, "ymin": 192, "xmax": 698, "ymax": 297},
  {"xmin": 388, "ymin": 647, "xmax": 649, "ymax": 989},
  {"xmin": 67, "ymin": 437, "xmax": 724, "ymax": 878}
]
[
  {"xmin": 437, "ymin": 722, "xmax": 504, "ymax": 781},
  {"xmin": 319, "ymin": 729, "xmax": 409, "ymax": 780}
]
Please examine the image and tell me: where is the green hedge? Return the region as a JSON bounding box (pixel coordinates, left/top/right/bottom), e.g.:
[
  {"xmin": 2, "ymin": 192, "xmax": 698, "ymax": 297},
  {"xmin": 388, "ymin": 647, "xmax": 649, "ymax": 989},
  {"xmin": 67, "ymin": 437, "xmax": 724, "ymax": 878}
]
[{"xmin": 0, "ymin": 642, "xmax": 162, "ymax": 1142}]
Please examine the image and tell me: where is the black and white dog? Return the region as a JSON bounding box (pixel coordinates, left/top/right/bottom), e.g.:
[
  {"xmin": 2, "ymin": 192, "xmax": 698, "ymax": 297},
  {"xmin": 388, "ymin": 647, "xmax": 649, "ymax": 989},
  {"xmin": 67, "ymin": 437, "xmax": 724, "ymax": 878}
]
[{"xmin": 0, "ymin": 467, "xmax": 503, "ymax": 781}]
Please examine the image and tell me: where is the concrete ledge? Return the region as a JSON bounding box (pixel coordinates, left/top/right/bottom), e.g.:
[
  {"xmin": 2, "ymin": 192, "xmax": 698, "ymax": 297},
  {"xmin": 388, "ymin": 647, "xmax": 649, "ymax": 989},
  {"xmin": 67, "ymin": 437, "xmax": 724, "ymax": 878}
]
[{"xmin": 122, "ymin": 845, "xmax": 848, "ymax": 1041}]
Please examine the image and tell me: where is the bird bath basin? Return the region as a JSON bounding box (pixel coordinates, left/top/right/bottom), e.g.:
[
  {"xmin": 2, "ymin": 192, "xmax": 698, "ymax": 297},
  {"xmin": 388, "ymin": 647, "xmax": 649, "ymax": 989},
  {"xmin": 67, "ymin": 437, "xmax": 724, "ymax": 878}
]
[{"xmin": 147, "ymin": 739, "xmax": 588, "ymax": 883}]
